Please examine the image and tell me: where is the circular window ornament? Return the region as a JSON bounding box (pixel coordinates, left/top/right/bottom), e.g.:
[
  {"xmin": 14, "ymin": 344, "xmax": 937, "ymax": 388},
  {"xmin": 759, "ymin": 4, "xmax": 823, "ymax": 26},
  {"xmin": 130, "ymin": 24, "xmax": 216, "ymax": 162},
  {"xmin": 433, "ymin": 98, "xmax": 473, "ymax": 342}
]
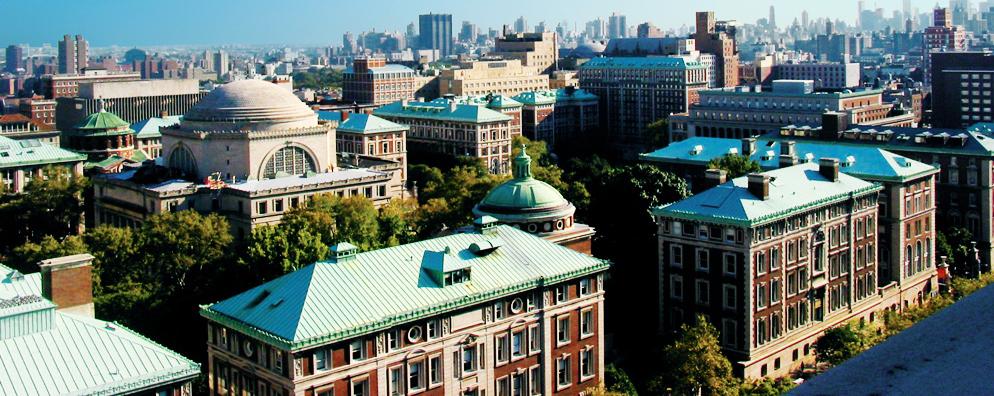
[
  {"xmin": 243, "ymin": 341, "xmax": 254, "ymax": 358},
  {"xmin": 408, "ymin": 326, "xmax": 423, "ymax": 343},
  {"xmin": 556, "ymin": 219, "xmax": 565, "ymax": 230},
  {"xmin": 543, "ymin": 223, "xmax": 552, "ymax": 232},
  {"xmin": 510, "ymin": 298, "xmax": 524, "ymax": 314},
  {"xmin": 527, "ymin": 223, "xmax": 538, "ymax": 233}
]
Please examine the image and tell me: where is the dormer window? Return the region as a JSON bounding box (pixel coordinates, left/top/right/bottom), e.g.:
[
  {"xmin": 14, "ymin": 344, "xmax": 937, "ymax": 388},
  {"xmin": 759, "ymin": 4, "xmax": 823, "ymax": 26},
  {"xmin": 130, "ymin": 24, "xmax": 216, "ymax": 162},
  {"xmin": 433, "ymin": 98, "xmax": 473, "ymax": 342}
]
[
  {"xmin": 423, "ymin": 247, "xmax": 472, "ymax": 287},
  {"xmin": 444, "ymin": 268, "xmax": 471, "ymax": 286}
]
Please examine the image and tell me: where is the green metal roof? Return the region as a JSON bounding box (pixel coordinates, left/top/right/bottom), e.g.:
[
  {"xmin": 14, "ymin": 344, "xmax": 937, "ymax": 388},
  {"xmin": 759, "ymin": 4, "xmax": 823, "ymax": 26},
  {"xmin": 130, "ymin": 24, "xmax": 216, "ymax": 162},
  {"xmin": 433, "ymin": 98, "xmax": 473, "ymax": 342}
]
[
  {"xmin": 477, "ymin": 148, "xmax": 568, "ymax": 210},
  {"xmin": 74, "ymin": 110, "xmax": 132, "ymax": 135},
  {"xmin": 653, "ymin": 163, "xmax": 882, "ymax": 227},
  {"xmin": 0, "ymin": 136, "xmax": 86, "ymax": 170},
  {"xmin": 131, "ymin": 115, "xmax": 181, "ymax": 139},
  {"xmin": 511, "ymin": 89, "xmax": 598, "ymax": 106},
  {"xmin": 580, "ymin": 56, "xmax": 706, "ymax": 70},
  {"xmin": 337, "ymin": 113, "xmax": 408, "ymax": 134},
  {"xmin": 640, "ymin": 137, "xmax": 938, "ymax": 182},
  {"xmin": 374, "ymin": 100, "xmax": 513, "ymax": 124},
  {"xmin": 201, "ymin": 225, "xmax": 609, "ymax": 351},
  {"xmin": 435, "ymin": 95, "xmax": 524, "ymax": 110},
  {"xmin": 0, "ymin": 264, "xmax": 200, "ymax": 395}
]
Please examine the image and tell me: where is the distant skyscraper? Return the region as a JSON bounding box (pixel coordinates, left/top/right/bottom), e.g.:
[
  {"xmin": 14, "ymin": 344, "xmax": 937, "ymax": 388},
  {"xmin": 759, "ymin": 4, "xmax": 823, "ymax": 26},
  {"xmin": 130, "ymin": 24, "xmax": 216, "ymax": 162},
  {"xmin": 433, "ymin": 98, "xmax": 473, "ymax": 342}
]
[
  {"xmin": 459, "ymin": 21, "xmax": 478, "ymax": 42},
  {"xmin": 586, "ymin": 18, "xmax": 606, "ymax": 40},
  {"xmin": 535, "ymin": 21, "xmax": 547, "ymax": 33},
  {"xmin": 406, "ymin": 22, "xmax": 418, "ymax": 44},
  {"xmin": 769, "ymin": 5, "xmax": 777, "ymax": 29},
  {"xmin": 637, "ymin": 22, "xmax": 665, "ymax": 38},
  {"xmin": 343, "ymin": 32, "xmax": 357, "ymax": 54},
  {"xmin": 5, "ymin": 45, "xmax": 23, "ymax": 73},
  {"xmin": 903, "ymin": 0, "xmax": 913, "ymax": 19},
  {"xmin": 607, "ymin": 13, "xmax": 627, "ymax": 39},
  {"xmin": 213, "ymin": 50, "xmax": 229, "ymax": 80},
  {"xmin": 419, "ymin": 13, "xmax": 453, "ymax": 57},
  {"xmin": 57, "ymin": 34, "xmax": 87, "ymax": 74},
  {"xmin": 801, "ymin": 10, "xmax": 810, "ymax": 29},
  {"xmin": 514, "ymin": 16, "xmax": 528, "ymax": 34},
  {"xmin": 950, "ymin": 0, "xmax": 970, "ymax": 26}
]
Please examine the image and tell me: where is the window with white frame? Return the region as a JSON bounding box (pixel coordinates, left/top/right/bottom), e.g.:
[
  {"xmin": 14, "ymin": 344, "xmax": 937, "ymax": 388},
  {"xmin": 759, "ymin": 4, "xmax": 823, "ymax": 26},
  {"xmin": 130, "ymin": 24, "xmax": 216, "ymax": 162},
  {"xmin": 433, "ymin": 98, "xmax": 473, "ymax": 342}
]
[
  {"xmin": 723, "ymin": 284, "xmax": 736, "ymax": 310},
  {"xmin": 351, "ymin": 377, "xmax": 369, "ymax": 396},
  {"xmin": 670, "ymin": 275, "xmax": 683, "ymax": 300},
  {"xmin": 757, "ymin": 283, "xmax": 768, "ymax": 309},
  {"xmin": 496, "ymin": 376, "xmax": 510, "ymax": 396},
  {"xmin": 388, "ymin": 366, "xmax": 403, "ymax": 396},
  {"xmin": 314, "ymin": 348, "xmax": 330, "ymax": 371},
  {"xmin": 529, "ymin": 366, "xmax": 542, "ymax": 395},
  {"xmin": 511, "ymin": 330, "xmax": 525, "ymax": 358},
  {"xmin": 557, "ymin": 316, "xmax": 571, "ymax": 345},
  {"xmin": 671, "ymin": 245, "xmax": 683, "ymax": 267},
  {"xmin": 723, "ymin": 253, "xmax": 736, "ymax": 275},
  {"xmin": 580, "ymin": 348, "xmax": 595, "ymax": 379},
  {"xmin": 429, "ymin": 354, "xmax": 442, "ymax": 386},
  {"xmin": 494, "ymin": 301, "xmax": 506, "ymax": 320},
  {"xmin": 387, "ymin": 328, "xmax": 400, "ymax": 351},
  {"xmin": 555, "ymin": 284, "xmax": 568, "ymax": 304},
  {"xmin": 556, "ymin": 356, "xmax": 572, "ymax": 388},
  {"xmin": 528, "ymin": 325, "xmax": 541, "ymax": 353},
  {"xmin": 580, "ymin": 309, "xmax": 594, "ymax": 337},
  {"xmin": 579, "ymin": 278, "xmax": 592, "ymax": 296},
  {"xmin": 696, "ymin": 248, "xmax": 710, "ymax": 272},
  {"xmin": 461, "ymin": 344, "xmax": 478, "ymax": 374},
  {"xmin": 427, "ymin": 319, "xmax": 440, "ymax": 340},
  {"xmin": 511, "ymin": 373, "xmax": 525, "ymax": 396},
  {"xmin": 496, "ymin": 333, "xmax": 510, "ymax": 364},
  {"xmin": 696, "ymin": 280, "xmax": 710, "ymax": 305},
  {"xmin": 350, "ymin": 339, "xmax": 367, "ymax": 363},
  {"xmin": 408, "ymin": 359, "xmax": 425, "ymax": 391}
]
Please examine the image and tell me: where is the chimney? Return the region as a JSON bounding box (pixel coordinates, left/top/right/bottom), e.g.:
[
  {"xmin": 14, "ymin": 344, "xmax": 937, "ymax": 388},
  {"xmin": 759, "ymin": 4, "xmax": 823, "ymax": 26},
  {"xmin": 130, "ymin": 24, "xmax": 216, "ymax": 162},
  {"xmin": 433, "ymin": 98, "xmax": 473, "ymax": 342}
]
[
  {"xmin": 741, "ymin": 137, "xmax": 757, "ymax": 156},
  {"xmin": 39, "ymin": 254, "xmax": 95, "ymax": 318},
  {"xmin": 449, "ymin": 99, "xmax": 458, "ymax": 112},
  {"xmin": 747, "ymin": 173, "xmax": 770, "ymax": 200},
  {"xmin": 819, "ymin": 158, "xmax": 840, "ymax": 182},
  {"xmin": 340, "ymin": 111, "xmax": 350, "ymax": 121},
  {"xmin": 704, "ymin": 168, "xmax": 727, "ymax": 188},
  {"xmin": 159, "ymin": 110, "xmax": 169, "ymax": 118},
  {"xmin": 779, "ymin": 141, "xmax": 797, "ymax": 167},
  {"xmin": 821, "ymin": 111, "xmax": 848, "ymax": 135}
]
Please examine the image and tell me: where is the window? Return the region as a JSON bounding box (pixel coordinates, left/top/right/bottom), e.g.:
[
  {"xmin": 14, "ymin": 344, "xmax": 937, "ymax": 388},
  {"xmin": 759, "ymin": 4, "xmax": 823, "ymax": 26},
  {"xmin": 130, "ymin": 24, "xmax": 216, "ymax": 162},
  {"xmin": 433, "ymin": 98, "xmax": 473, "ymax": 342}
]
[
  {"xmin": 511, "ymin": 330, "xmax": 525, "ymax": 358},
  {"xmin": 696, "ymin": 280, "xmax": 710, "ymax": 305},
  {"xmin": 771, "ymin": 279, "xmax": 782, "ymax": 304},
  {"xmin": 580, "ymin": 348, "xmax": 595, "ymax": 379},
  {"xmin": 427, "ymin": 320, "xmax": 440, "ymax": 340},
  {"xmin": 696, "ymin": 248, "xmax": 710, "ymax": 271},
  {"xmin": 670, "ymin": 275, "xmax": 684, "ymax": 300},
  {"xmin": 557, "ymin": 316, "xmax": 571, "ymax": 345},
  {"xmin": 429, "ymin": 355, "xmax": 442, "ymax": 386},
  {"xmin": 274, "ymin": 198, "xmax": 284, "ymax": 212},
  {"xmin": 529, "ymin": 366, "xmax": 542, "ymax": 395},
  {"xmin": 555, "ymin": 284, "xmax": 568, "ymax": 304},
  {"xmin": 387, "ymin": 329, "xmax": 400, "ymax": 351},
  {"xmin": 581, "ymin": 309, "xmax": 594, "ymax": 337},
  {"xmin": 757, "ymin": 251, "xmax": 768, "ymax": 274},
  {"xmin": 512, "ymin": 373, "xmax": 525, "ymax": 396},
  {"xmin": 771, "ymin": 247, "xmax": 780, "ymax": 270},
  {"xmin": 350, "ymin": 339, "xmax": 367, "ymax": 363},
  {"xmin": 461, "ymin": 345, "xmax": 478, "ymax": 374},
  {"xmin": 496, "ymin": 334, "xmax": 510, "ymax": 364},
  {"xmin": 723, "ymin": 253, "xmax": 736, "ymax": 275},
  {"xmin": 351, "ymin": 377, "xmax": 369, "ymax": 396},
  {"xmin": 579, "ymin": 278, "xmax": 591, "ymax": 296},
  {"xmin": 263, "ymin": 146, "xmax": 317, "ymax": 179},
  {"xmin": 494, "ymin": 301, "xmax": 506, "ymax": 320},
  {"xmin": 670, "ymin": 245, "xmax": 683, "ymax": 267},
  {"xmin": 389, "ymin": 366, "xmax": 404, "ymax": 395},
  {"xmin": 723, "ymin": 285, "xmax": 736, "ymax": 310},
  {"xmin": 722, "ymin": 319, "xmax": 737, "ymax": 347},
  {"xmin": 757, "ymin": 284, "xmax": 768, "ymax": 309},
  {"xmin": 257, "ymin": 201, "xmax": 268, "ymax": 215},
  {"xmin": 314, "ymin": 348, "xmax": 330, "ymax": 371},
  {"xmin": 526, "ymin": 325, "xmax": 542, "ymax": 354},
  {"xmin": 497, "ymin": 376, "xmax": 510, "ymax": 396},
  {"xmin": 556, "ymin": 356, "xmax": 572, "ymax": 388},
  {"xmin": 408, "ymin": 360, "xmax": 425, "ymax": 391}
]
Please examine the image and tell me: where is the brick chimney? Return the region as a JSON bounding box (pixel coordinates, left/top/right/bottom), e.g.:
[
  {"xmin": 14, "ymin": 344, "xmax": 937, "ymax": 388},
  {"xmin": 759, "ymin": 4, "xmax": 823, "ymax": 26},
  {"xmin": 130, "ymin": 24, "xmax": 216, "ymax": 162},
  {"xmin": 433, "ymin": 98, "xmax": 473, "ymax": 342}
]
[
  {"xmin": 159, "ymin": 110, "xmax": 169, "ymax": 118},
  {"xmin": 341, "ymin": 111, "xmax": 350, "ymax": 121},
  {"xmin": 821, "ymin": 111, "xmax": 848, "ymax": 135},
  {"xmin": 819, "ymin": 158, "xmax": 840, "ymax": 182},
  {"xmin": 779, "ymin": 141, "xmax": 798, "ymax": 167},
  {"xmin": 39, "ymin": 254, "xmax": 95, "ymax": 318},
  {"xmin": 748, "ymin": 173, "xmax": 770, "ymax": 200},
  {"xmin": 741, "ymin": 137, "xmax": 757, "ymax": 156},
  {"xmin": 704, "ymin": 168, "xmax": 727, "ymax": 189}
]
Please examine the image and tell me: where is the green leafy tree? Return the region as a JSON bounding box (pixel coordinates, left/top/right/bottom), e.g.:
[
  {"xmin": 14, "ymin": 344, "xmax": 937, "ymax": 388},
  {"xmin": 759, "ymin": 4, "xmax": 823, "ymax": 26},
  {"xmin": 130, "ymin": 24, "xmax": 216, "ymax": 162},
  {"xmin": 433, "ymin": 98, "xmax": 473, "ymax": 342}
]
[
  {"xmin": 650, "ymin": 315, "xmax": 736, "ymax": 396},
  {"xmin": 604, "ymin": 363, "xmax": 638, "ymax": 395},
  {"xmin": 738, "ymin": 377, "xmax": 797, "ymax": 395},
  {"xmin": 936, "ymin": 227, "xmax": 979, "ymax": 277},
  {"xmin": 140, "ymin": 211, "xmax": 234, "ymax": 297},
  {"xmin": 7, "ymin": 234, "xmax": 88, "ymax": 273},
  {"xmin": 243, "ymin": 224, "xmax": 327, "ymax": 280},
  {"xmin": 707, "ymin": 154, "xmax": 763, "ymax": 179},
  {"xmin": 378, "ymin": 198, "xmax": 421, "ymax": 246},
  {"xmin": 815, "ymin": 322, "xmax": 876, "ymax": 366},
  {"xmin": 647, "ymin": 118, "xmax": 669, "ymax": 148},
  {"xmin": 0, "ymin": 166, "xmax": 88, "ymax": 249},
  {"xmin": 84, "ymin": 226, "xmax": 140, "ymax": 295}
]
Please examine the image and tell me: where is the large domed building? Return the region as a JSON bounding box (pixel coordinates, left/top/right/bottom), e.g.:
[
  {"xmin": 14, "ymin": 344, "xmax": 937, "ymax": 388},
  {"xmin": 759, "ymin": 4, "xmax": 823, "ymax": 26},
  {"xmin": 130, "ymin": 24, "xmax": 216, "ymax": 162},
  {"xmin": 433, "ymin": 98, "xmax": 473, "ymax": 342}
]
[
  {"xmin": 92, "ymin": 79, "xmax": 406, "ymax": 236},
  {"xmin": 473, "ymin": 146, "xmax": 594, "ymax": 253}
]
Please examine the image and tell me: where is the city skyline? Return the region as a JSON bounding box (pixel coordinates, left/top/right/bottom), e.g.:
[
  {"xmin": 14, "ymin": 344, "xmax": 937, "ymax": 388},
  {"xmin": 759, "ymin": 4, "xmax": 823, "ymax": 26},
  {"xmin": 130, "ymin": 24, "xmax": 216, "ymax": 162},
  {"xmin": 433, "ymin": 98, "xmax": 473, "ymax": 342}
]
[{"xmin": 7, "ymin": 0, "xmax": 945, "ymax": 47}]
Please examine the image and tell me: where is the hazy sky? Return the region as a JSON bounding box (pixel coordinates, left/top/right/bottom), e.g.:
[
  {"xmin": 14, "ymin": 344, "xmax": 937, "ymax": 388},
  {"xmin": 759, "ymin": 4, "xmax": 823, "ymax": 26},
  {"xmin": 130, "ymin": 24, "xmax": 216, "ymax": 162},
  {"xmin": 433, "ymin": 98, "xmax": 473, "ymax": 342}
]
[{"xmin": 7, "ymin": 0, "xmax": 949, "ymax": 47}]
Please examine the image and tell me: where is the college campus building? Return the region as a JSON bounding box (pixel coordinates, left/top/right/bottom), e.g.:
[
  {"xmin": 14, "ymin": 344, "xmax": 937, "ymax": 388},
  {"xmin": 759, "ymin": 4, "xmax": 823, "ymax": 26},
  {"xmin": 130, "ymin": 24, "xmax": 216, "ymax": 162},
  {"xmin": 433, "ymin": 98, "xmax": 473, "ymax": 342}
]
[
  {"xmin": 474, "ymin": 148, "xmax": 595, "ymax": 254},
  {"xmin": 54, "ymin": 78, "xmax": 206, "ymax": 132},
  {"xmin": 512, "ymin": 88, "xmax": 599, "ymax": 147},
  {"xmin": 929, "ymin": 51, "xmax": 994, "ymax": 128},
  {"xmin": 438, "ymin": 59, "xmax": 549, "ymax": 98},
  {"xmin": 342, "ymin": 58, "xmax": 418, "ymax": 106},
  {"xmin": 772, "ymin": 62, "xmax": 861, "ymax": 90},
  {"xmin": 40, "ymin": 69, "xmax": 141, "ymax": 100},
  {"xmin": 335, "ymin": 112, "xmax": 408, "ymax": 181},
  {"xmin": 654, "ymin": 162, "xmax": 889, "ymax": 378},
  {"xmin": 0, "ymin": 255, "xmax": 199, "ymax": 394},
  {"xmin": 91, "ymin": 80, "xmax": 405, "ymax": 236},
  {"xmin": 578, "ymin": 56, "xmax": 709, "ymax": 157},
  {"xmin": 0, "ymin": 134, "xmax": 86, "ymax": 193},
  {"xmin": 0, "ymin": 113, "xmax": 60, "ymax": 145},
  {"xmin": 492, "ymin": 31, "xmax": 558, "ymax": 74},
  {"xmin": 667, "ymin": 81, "xmax": 914, "ymax": 143},
  {"xmin": 923, "ymin": 7, "xmax": 967, "ymax": 89},
  {"xmin": 201, "ymin": 221, "xmax": 609, "ymax": 396},
  {"xmin": 374, "ymin": 99, "xmax": 514, "ymax": 175}
]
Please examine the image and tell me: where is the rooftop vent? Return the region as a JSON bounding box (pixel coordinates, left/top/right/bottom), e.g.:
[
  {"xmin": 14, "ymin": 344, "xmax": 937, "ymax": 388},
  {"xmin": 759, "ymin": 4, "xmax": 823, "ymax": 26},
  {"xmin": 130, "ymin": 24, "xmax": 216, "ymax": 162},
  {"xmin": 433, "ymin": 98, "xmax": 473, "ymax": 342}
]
[
  {"xmin": 474, "ymin": 216, "xmax": 499, "ymax": 233},
  {"xmin": 329, "ymin": 242, "xmax": 358, "ymax": 262},
  {"xmin": 470, "ymin": 237, "xmax": 504, "ymax": 256},
  {"xmin": 689, "ymin": 145, "xmax": 703, "ymax": 155}
]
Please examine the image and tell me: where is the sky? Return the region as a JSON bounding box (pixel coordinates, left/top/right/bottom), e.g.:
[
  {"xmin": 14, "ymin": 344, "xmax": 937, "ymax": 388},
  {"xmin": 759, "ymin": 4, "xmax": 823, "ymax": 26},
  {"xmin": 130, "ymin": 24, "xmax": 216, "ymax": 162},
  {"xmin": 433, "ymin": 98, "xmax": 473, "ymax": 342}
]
[{"xmin": 5, "ymin": 0, "xmax": 951, "ymax": 48}]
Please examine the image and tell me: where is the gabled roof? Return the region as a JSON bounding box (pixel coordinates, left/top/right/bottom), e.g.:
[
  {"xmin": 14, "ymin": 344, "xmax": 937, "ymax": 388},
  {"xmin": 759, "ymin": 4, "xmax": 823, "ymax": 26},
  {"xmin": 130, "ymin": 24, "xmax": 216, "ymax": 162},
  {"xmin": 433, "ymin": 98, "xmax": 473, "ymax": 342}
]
[
  {"xmin": 0, "ymin": 136, "xmax": 86, "ymax": 169},
  {"xmin": 131, "ymin": 115, "xmax": 182, "ymax": 139},
  {"xmin": 0, "ymin": 264, "xmax": 199, "ymax": 395},
  {"xmin": 641, "ymin": 137, "xmax": 938, "ymax": 182},
  {"xmin": 75, "ymin": 109, "xmax": 131, "ymax": 131},
  {"xmin": 337, "ymin": 113, "xmax": 408, "ymax": 134},
  {"xmin": 374, "ymin": 100, "xmax": 513, "ymax": 124},
  {"xmin": 201, "ymin": 225, "xmax": 609, "ymax": 351},
  {"xmin": 653, "ymin": 163, "xmax": 881, "ymax": 227}
]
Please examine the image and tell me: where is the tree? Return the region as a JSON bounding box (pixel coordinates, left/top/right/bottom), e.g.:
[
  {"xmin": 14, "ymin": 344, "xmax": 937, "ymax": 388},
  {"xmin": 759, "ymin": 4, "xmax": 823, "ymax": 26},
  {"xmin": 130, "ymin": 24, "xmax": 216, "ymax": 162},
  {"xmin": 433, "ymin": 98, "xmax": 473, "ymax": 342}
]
[
  {"xmin": 140, "ymin": 211, "xmax": 234, "ymax": 297},
  {"xmin": 647, "ymin": 118, "xmax": 670, "ymax": 149},
  {"xmin": 815, "ymin": 322, "xmax": 875, "ymax": 366},
  {"xmin": 604, "ymin": 363, "xmax": 638, "ymax": 396},
  {"xmin": 84, "ymin": 226, "xmax": 140, "ymax": 295},
  {"xmin": 707, "ymin": 154, "xmax": 763, "ymax": 179},
  {"xmin": 650, "ymin": 315, "xmax": 736, "ymax": 395},
  {"xmin": 378, "ymin": 198, "xmax": 421, "ymax": 246},
  {"xmin": 243, "ymin": 224, "xmax": 327, "ymax": 280},
  {"xmin": 0, "ymin": 166, "xmax": 88, "ymax": 249},
  {"xmin": 7, "ymin": 234, "xmax": 87, "ymax": 273},
  {"xmin": 738, "ymin": 377, "xmax": 797, "ymax": 395},
  {"xmin": 936, "ymin": 227, "xmax": 978, "ymax": 277}
]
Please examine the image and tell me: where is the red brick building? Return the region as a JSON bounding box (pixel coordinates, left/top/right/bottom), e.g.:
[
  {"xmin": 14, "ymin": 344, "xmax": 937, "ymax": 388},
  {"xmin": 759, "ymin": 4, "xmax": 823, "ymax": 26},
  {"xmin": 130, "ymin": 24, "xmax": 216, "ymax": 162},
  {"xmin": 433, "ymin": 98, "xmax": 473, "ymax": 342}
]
[
  {"xmin": 342, "ymin": 58, "xmax": 417, "ymax": 106},
  {"xmin": 201, "ymin": 222, "xmax": 609, "ymax": 396}
]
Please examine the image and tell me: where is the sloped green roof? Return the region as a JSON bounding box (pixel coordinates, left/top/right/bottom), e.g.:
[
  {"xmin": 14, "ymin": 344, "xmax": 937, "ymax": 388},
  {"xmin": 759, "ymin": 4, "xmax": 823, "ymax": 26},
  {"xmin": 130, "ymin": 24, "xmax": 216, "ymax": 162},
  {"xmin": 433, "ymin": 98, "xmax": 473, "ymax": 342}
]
[
  {"xmin": 374, "ymin": 100, "xmax": 513, "ymax": 124},
  {"xmin": 202, "ymin": 225, "xmax": 608, "ymax": 351},
  {"xmin": 0, "ymin": 264, "xmax": 200, "ymax": 395},
  {"xmin": 75, "ymin": 110, "xmax": 131, "ymax": 132},
  {"xmin": 580, "ymin": 56, "xmax": 706, "ymax": 70},
  {"xmin": 653, "ymin": 163, "xmax": 882, "ymax": 227},
  {"xmin": 131, "ymin": 115, "xmax": 181, "ymax": 139},
  {"xmin": 0, "ymin": 136, "xmax": 86, "ymax": 169},
  {"xmin": 641, "ymin": 137, "xmax": 938, "ymax": 182},
  {"xmin": 337, "ymin": 113, "xmax": 408, "ymax": 134}
]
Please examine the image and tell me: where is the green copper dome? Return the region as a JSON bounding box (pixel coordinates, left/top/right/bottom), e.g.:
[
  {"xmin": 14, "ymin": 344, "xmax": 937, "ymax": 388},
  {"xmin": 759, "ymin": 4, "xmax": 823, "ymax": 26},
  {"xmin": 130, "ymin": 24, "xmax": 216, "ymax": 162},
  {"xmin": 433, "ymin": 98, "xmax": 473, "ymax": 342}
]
[
  {"xmin": 476, "ymin": 146, "xmax": 569, "ymax": 212},
  {"xmin": 74, "ymin": 109, "xmax": 134, "ymax": 136}
]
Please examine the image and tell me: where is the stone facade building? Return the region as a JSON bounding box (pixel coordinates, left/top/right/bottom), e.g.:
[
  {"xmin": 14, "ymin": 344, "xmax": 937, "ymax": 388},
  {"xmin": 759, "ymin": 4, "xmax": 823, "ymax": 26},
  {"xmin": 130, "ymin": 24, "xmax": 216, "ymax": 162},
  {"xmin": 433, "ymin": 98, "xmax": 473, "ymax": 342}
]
[
  {"xmin": 492, "ymin": 32, "xmax": 558, "ymax": 74},
  {"xmin": 54, "ymin": 78, "xmax": 206, "ymax": 132},
  {"xmin": 438, "ymin": 60, "xmax": 549, "ymax": 98},
  {"xmin": 512, "ymin": 88, "xmax": 598, "ymax": 147},
  {"xmin": 201, "ymin": 222, "xmax": 609, "ymax": 396},
  {"xmin": 374, "ymin": 99, "xmax": 514, "ymax": 175}
]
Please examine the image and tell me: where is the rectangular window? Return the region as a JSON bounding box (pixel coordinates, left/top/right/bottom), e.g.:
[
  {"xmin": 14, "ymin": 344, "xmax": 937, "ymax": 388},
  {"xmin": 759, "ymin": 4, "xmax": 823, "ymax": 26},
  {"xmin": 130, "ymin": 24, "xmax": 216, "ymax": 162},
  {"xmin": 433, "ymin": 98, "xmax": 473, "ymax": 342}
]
[
  {"xmin": 771, "ymin": 279, "xmax": 782, "ymax": 304},
  {"xmin": 496, "ymin": 334, "xmax": 509, "ymax": 364},
  {"xmin": 580, "ymin": 348, "xmax": 595, "ymax": 379},
  {"xmin": 723, "ymin": 285, "xmax": 736, "ymax": 310},
  {"xmin": 723, "ymin": 253, "xmax": 736, "ymax": 275},
  {"xmin": 696, "ymin": 248, "xmax": 710, "ymax": 272},
  {"xmin": 757, "ymin": 251, "xmax": 767, "ymax": 274},
  {"xmin": 771, "ymin": 247, "xmax": 780, "ymax": 270},
  {"xmin": 696, "ymin": 280, "xmax": 710, "ymax": 305},
  {"xmin": 494, "ymin": 301, "xmax": 506, "ymax": 320},
  {"xmin": 579, "ymin": 278, "xmax": 591, "ymax": 296},
  {"xmin": 722, "ymin": 319, "xmax": 737, "ymax": 347},
  {"xmin": 670, "ymin": 245, "xmax": 683, "ymax": 267},
  {"xmin": 557, "ymin": 316, "xmax": 571, "ymax": 345},
  {"xmin": 556, "ymin": 356, "xmax": 572, "ymax": 388},
  {"xmin": 511, "ymin": 330, "xmax": 525, "ymax": 358},
  {"xmin": 529, "ymin": 366, "xmax": 542, "ymax": 395},
  {"xmin": 409, "ymin": 360, "xmax": 425, "ymax": 391},
  {"xmin": 314, "ymin": 348, "xmax": 330, "ymax": 371},
  {"xmin": 581, "ymin": 309, "xmax": 594, "ymax": 337},
  {"xmin": 461, "ymin": 345, "xmax": 478, "ymax": 374},
  {"xmin": 429, "ymin": 355, "xmax": 442, "ymax": 386},
  {"xmin": 670, "ymin": 275, "xmax": 683, "ymax": 300},
  {"xmin": 387, "ymin": 329, "xmax": 400, "ymax": 351},
  {"xmin": 427, "ymin": 319, "xmax": 440, "ymax": 340},
  {"xmin": 512, "ymin": 373, "xmax": 525, "ymax": 396},
  {"xmin": 757, "ymin": 284, "xmax": 768, "ymax": 309},
  {"xmin": 389, "ymin": 366, "xmax": 404, "ymax": 396},
  {"xmin": 351, "ymin": 377, "xmax": 369, "ymax": 396},
  {"xmin": 350, "ymin": 339, "xmax": 366, "ymax": 363},
  {"xmin": 274, "ymin": 198, "xmax": 284, "ymax": 212},
  {"xmin": 528, "ymin": 325, "xmax": 541, "ymax": 353},
  {"xmin": 496, "ymin": 376, "xmax": 510, "ymax": 396},
  {"xmin": 555, "ymin": 284, "xmax": 568, "ymax": 304},
  {"xmin": 257, "ymin": 201, "xmax": 268, "ymax": 214}
]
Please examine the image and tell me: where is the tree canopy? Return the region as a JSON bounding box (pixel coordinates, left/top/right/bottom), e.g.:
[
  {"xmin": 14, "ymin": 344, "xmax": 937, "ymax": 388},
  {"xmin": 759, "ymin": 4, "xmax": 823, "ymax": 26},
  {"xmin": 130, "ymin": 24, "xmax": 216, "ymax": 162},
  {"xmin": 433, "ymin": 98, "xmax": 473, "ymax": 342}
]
[
  {"xmin": 707, "ymin": 154, "xmax": 763, "ymax": 179},
  {"xmin": 0, "ymin": 166, "xmax": 87, "ymax": 251},
  {"xmin": 650, "ymin": 315, "xmax": 737, "ymax": 395}
]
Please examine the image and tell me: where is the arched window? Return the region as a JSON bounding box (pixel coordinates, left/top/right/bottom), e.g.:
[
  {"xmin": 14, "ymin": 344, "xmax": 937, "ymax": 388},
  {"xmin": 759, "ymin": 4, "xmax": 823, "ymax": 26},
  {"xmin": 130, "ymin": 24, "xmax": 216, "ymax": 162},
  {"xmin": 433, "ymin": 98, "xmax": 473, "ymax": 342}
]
[
  {"xmin": 916, "ymin": 241, "xmax": 924, "ymax": 272},
  {"xmin": 263, "ymin": 146, "xmax": 316, "ymax": 179},
  {"xmin": 925, "ymin": 238, "xmax": 932, "ymax": 268},
  {"xmin": 168, "ymin": 145, "xmax": 197, "ymax": 177},
  {"xmin": 905, "ymin": 245, "xmax": 912, "ymax": 277}
]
